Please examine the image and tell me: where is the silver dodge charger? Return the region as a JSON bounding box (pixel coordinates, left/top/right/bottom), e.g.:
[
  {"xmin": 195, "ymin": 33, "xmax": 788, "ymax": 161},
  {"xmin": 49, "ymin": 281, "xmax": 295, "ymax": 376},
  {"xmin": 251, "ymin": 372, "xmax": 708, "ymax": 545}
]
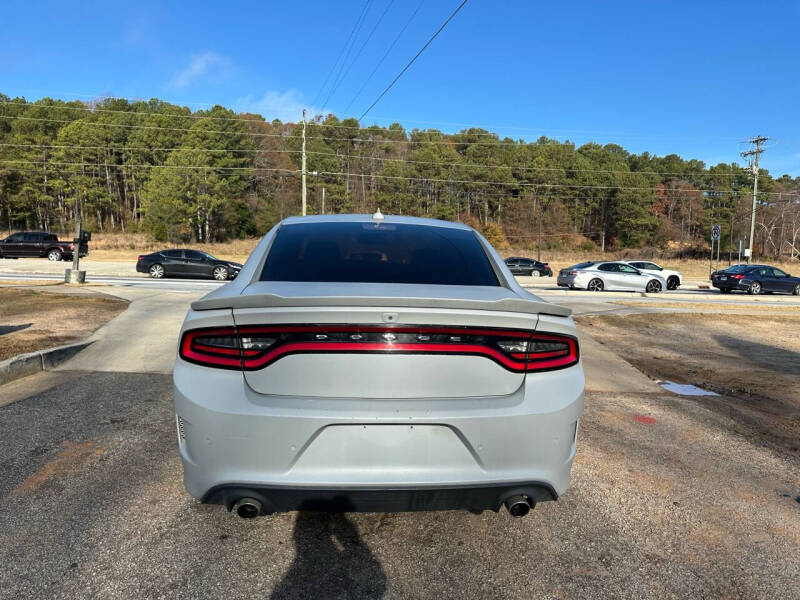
[{"xmin": 173, "ymin": 214, "xmax": 585, "ymax": 518}]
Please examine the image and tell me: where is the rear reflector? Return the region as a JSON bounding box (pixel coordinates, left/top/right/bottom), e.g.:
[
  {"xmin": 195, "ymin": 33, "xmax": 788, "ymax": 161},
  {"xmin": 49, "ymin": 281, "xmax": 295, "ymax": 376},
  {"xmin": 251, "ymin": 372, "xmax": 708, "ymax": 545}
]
[{"xmin": 179, "ymin": 325, "xmax": 579, "ymax": 373}]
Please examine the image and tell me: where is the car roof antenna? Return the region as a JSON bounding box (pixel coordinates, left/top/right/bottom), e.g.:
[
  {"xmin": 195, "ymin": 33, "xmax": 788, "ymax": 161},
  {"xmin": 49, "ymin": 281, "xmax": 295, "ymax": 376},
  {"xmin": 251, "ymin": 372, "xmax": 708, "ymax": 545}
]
[{"xmin": 372, "ymin": 208, "xmax": 384, "ymax": 221}]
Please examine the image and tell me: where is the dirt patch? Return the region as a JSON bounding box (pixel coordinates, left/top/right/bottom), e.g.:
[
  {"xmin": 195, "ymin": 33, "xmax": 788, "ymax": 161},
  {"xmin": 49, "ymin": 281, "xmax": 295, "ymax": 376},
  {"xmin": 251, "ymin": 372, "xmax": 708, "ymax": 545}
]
[
  {"xmin": 0, "ymin": 288, "xmax": 128, "ymax": 360},
  {"xmin": 10, "ymin": 440, "xmax": 113, "ymax": 497},
  {"xmin": 576, "ymin": 313, "xmax": 800, "ymax": 454}
]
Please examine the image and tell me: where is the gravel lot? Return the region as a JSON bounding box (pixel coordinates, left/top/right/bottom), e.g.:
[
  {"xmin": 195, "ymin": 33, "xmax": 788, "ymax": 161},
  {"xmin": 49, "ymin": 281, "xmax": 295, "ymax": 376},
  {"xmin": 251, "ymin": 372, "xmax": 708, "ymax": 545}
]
[{"xmin": 1, "ymin": 362, "xmax": 798, "ymax": 599}]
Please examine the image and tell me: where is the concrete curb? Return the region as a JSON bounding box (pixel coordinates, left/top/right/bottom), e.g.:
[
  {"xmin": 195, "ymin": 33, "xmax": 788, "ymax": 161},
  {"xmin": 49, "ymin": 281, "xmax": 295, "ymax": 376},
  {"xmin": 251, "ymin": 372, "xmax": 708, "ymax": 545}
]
[{"xmin": 0, "ymin": 341, "xmax": 93, "ymax": 386}]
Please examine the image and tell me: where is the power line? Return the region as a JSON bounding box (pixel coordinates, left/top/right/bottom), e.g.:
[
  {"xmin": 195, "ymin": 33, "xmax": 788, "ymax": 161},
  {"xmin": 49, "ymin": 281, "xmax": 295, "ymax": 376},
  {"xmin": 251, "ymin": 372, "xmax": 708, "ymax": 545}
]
[
  {"xmin": 0, "ymin": 142, "xmax": 790, "ymax": 180},
  {"xmin": 2, "ymin": 114, "xmax": 674, "ymax": 148},
  {"xmin": 4, "ymin": 158, "xmax": 796, "ymax": 197},
  {"xmin": 358, "ymin": 0, "xmax": 468, "ymax": 120},
  {"xmin": 313, "ymin": 0, "xmax": 373, "ymax": 109},
  {"xmin": 4, "ymin": 100, "xmax": 750, "ymax": 143},
  {"xmin": 0, "ymin": 142, "xmax": 300, "ymax": 155},
  {"xmin": 323, "ymin": 0, "xmax": 395, "ymax": 110},
  {"xmin": 343, "ymin": 0, "xmax": 425, "ymax": 115},
  {"xmin": 0, "ymin": 142, "xmax": 760, "ymax": 179}
]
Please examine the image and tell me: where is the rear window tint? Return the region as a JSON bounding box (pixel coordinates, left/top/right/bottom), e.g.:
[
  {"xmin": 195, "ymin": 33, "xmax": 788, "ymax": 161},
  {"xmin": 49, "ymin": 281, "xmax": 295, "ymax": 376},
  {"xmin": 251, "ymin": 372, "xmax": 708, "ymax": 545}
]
[
  {"xmin": 725, "ymin": 265, "xmax": 752, "ymax": 273},
  {"xmin": 260, "ymin": 222, "xmax": 499, "ymax": 286},
  {"xmin": 569, "ymin": 262, "xmax": 595, "ymax": 270}
]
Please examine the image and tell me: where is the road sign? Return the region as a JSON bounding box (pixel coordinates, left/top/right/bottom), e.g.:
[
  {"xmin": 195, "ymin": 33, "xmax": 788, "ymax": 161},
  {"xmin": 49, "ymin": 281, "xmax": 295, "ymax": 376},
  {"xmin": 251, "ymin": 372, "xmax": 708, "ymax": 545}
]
[{"xmin": 711, "ymin": 225, "xmax": 721, "ymax": 241}]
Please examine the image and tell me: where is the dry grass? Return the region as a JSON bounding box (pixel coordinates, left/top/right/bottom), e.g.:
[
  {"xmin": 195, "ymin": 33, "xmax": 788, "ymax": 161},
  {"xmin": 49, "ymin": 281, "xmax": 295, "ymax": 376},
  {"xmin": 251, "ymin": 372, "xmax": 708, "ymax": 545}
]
[
  {"xmin": 85, "ymin": 232, "xmax": 258, "ymax": 262},
  {"xmin": 0, "ymin": 288, "xmax": 128, "ymax": 360},
  {"xmin": 614, "ymin": 301, "xmax": 800, "ymax": 312},
  {"xmin": 577, "ymin": 312, "xmax": 800, "ymax": 453}
]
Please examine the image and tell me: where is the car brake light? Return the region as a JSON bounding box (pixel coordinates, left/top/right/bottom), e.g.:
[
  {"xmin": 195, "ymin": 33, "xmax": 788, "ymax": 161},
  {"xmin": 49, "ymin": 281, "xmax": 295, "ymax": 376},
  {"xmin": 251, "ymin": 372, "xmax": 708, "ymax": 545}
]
[
  {"xmin": 138, "ymin": 255, "xmax": 145, "ymax": 261},
  {"xmin": 567, "ymin": 270, "xmax": 577, "ymax": 276},
  {"xmin": 179, "ymin": 325, "xmax": 579, "ymax": 373},
  {"xmin": 731, "ymin": 274, "xmax": 745, "ymax": 280},
  {"xmin": 180, "ymin": 327, "xmax": 254, "ymax": 369},
  {"xmin": 69, "ymin": 243, "xmax": 74, "ymax": 250}
]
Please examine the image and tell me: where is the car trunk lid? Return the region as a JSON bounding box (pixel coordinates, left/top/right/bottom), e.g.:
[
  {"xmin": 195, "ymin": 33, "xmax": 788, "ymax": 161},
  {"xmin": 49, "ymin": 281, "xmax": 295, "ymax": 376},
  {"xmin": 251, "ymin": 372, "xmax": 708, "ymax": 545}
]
[{"xmin": 220, "ymin": 282, "xmax": 558, "ymax": 399}]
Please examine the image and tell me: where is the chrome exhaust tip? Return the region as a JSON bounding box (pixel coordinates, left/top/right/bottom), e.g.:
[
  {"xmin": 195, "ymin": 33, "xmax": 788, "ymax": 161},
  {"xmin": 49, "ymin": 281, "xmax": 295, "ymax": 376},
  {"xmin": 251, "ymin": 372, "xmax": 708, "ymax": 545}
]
[
  {"xmin": 233, "ymin": 497, "xmax": 262, "ymax": 519},
  {"xmin": 504, "ymin": 495, "xmax": 533, "ymax": 517}
]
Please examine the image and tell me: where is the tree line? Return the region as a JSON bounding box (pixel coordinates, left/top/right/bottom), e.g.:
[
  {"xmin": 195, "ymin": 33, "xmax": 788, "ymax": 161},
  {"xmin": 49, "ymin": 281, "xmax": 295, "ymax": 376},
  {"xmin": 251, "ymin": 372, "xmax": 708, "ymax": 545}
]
[{"xmin": 1, "ymin": 93, "xmax": 798, "ymax": 258}]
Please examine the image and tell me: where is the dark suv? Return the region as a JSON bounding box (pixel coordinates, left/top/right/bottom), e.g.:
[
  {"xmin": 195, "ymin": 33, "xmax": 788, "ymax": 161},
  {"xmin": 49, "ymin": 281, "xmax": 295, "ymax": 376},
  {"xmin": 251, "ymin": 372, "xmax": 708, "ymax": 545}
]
[
  {"xmin": 0, "ymin": 231, "xmax": 87, "ymax": 261},
  {"xmin": 504, "ymin": 257, "xmax": 552, "ymax": 277}
]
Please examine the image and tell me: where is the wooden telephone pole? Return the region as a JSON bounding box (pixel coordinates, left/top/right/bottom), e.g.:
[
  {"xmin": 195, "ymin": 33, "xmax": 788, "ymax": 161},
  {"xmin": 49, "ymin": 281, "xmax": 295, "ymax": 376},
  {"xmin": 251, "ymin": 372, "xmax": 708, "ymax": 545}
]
[{"xmin": 740, "ymin": 136, "xmax": 769, "ymax": 264}]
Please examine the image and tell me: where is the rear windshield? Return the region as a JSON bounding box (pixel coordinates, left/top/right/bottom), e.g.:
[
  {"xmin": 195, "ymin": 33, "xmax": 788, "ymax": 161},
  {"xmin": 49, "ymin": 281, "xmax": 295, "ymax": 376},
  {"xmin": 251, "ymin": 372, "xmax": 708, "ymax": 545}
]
[
  {"xmin": 569, "ymin": 261, "xmax": 595, "ymax": 270},
  {"xmin": 260, "ymin": 222, "xmax": 499, "ymax": 286},
  {"xmin": 725, "ymin": 265, "xmax": 753, "ymax": 273}
]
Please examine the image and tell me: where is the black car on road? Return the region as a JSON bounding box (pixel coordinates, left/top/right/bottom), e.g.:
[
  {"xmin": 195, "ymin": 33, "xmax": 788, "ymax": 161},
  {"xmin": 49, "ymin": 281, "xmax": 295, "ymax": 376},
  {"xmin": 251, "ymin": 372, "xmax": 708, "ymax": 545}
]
[
  {"xmin": 504, "ymin": 256, "xmax": 553, "ymax": 277},
  {"xmin": 711, "ymin": 264, "xmax": 800, "ymax": 295},
  {"xmin": 136, "ymin": 249, "xmax": 242, "ymax": 280}
]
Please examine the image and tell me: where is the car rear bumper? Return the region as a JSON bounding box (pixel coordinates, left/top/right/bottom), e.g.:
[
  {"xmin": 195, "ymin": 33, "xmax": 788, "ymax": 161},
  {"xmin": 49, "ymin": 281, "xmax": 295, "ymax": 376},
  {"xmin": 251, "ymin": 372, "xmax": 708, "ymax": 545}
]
[
  {"xmin": 557, "ymin": 275, "xmax": 578, "ymax": 288},
  {"xmin": 173, "ymin": 358, "xmax": 584, "ymax": 512},
  {"xmin": 712, "ymin": 282, "xmax": 742, "ymax": 291},
  {"xmin": 203, "ymin": 481, "xmax": 558, "ymax": 513}
]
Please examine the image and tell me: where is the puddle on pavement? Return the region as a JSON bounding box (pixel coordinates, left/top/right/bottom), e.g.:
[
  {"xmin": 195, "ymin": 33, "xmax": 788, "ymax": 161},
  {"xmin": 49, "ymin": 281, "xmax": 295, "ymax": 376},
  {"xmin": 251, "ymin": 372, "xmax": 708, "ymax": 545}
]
[{"xmin": 658, "ymin": 380, "xmax": 719, "ymax": 396}]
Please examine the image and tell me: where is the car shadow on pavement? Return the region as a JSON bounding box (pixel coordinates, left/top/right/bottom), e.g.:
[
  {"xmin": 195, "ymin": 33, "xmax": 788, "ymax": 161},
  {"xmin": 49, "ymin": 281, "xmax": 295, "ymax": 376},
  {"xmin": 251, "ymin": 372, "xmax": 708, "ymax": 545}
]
[{"xmin": 269, "ymin": 508, "xmax": 387, "ymax": 600}]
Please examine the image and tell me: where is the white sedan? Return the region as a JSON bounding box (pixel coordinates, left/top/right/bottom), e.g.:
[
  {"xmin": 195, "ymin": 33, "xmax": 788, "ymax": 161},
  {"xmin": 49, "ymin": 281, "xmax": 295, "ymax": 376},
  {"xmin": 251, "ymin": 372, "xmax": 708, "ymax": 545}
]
[
  {"xmin": 623, "ymin": 260, "xmax": 682, "ymax": 290},
  {"xmin": 557, "ymin": 261, "xmax": 666, "ymax": 293}
]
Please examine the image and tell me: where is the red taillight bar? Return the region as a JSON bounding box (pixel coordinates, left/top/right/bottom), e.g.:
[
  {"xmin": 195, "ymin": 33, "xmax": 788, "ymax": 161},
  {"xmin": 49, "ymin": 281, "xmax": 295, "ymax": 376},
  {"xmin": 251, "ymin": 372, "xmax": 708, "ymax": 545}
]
[{"xmin": 179, "ymin": 325, "xmax": 579, "ymax": 373}]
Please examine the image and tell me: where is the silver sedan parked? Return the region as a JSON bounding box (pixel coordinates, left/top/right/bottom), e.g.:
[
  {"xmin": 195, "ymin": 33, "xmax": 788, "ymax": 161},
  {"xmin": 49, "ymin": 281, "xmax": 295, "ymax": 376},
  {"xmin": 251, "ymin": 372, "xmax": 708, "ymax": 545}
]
[
  {"xmin": 557, "ymin": 261, "xmax": 666, "ymax": 292},
  {"xmin": 174, "ymin": 214, "xmax": 584, "ymax": 519}
]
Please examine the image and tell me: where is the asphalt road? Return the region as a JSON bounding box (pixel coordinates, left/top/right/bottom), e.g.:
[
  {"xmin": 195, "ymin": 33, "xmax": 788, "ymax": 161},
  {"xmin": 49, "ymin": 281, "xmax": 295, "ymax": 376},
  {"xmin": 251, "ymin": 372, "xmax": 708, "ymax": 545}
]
[{"xmin": 4, "ymin": 271, "xmax": 800, "ymax": 309}]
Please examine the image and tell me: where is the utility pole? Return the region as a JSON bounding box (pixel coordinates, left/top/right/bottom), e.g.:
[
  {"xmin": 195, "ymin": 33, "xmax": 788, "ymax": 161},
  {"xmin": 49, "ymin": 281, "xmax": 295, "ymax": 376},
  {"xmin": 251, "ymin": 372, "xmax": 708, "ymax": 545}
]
[
  {"xmin": 72, "ymin": 188, "xmax": 81, "ymax": 273},
  {"xmin": 321, "ymin": 187, "xmax": 326, "ymax": 215},
  {"xmin": 301, "ymin": 108, "xmax": 307, "ymax": 216},
  {"xmin": 741, "ymin": 135, "xmax": 768, "ymax": 264}
]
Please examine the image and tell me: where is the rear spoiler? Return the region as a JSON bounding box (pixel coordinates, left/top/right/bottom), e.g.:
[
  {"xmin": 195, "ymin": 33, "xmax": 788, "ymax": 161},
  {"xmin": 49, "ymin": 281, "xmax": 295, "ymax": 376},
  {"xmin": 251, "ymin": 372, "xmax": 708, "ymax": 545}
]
[{"xmin": 191, "ymin": 292, "xmax": 571, "ymax": 318}]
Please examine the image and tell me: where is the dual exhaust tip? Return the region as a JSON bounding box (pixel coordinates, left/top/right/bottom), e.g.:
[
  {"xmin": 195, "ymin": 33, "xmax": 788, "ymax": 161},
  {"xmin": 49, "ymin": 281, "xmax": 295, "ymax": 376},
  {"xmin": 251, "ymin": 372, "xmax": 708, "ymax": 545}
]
[
  {"xmin": 233, "ymin": 497, "xmax": 263, "ymax": 519},
  {"xmin": 504, "ymin": 494, "xmax": 534, "ymax": 517},
  {"xmin": 231, "ymin": 494, "xmax": 534, "ymax": 519}
]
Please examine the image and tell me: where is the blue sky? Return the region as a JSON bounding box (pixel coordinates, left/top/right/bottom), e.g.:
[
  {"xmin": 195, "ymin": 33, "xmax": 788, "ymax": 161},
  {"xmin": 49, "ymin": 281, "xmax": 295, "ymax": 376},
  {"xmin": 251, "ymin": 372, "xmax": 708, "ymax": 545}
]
[{"xmin": 3, "ymin": 0, "xmax": 799, "ymax": 175}]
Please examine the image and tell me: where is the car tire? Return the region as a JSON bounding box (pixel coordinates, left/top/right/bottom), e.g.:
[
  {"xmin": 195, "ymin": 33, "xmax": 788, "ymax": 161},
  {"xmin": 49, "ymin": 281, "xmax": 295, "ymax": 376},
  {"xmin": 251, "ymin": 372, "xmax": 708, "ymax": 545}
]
[
  {"xmin": 47, "ymin": 249, "xmax": 62, "ymax": 261},
  {"xmin": 666, "ymin": 275, "xmax": 679, "ymax": 290},
  {"xmin": 646, "ymin": 279, "xmax": 663, "ymax": 293},
  {"xmin": 720, "ymin": 287, "xmax": 731, "ymax": 294},
  {"xmin": 587, "ymin": 278, "xmax": 604, "ymax": 292},
  {"xmin": 748, "ymin": 281, "xmax": 761, "ymax": 295},
  {"xmin": 531, "ymin": 270, "xmax": 540, "ymax": 277},
  {"xmin": 212, "ymin": 266, "xmax": 229, "ymax": 281},
  {"xmin": 149, "ymin": 264, "xmax": 165, "ymax": 279}
]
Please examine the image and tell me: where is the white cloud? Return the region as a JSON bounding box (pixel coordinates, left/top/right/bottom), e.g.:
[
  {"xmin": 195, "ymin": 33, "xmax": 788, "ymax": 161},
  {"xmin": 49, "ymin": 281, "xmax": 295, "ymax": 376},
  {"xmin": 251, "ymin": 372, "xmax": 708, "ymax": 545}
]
[
  {"xmin": 169, "ymin": 52, "xmax": 231, "ymax": 89},
  {"xmin": 234, "ymin": 90, "xmax": 325, "ymax": 123}
]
